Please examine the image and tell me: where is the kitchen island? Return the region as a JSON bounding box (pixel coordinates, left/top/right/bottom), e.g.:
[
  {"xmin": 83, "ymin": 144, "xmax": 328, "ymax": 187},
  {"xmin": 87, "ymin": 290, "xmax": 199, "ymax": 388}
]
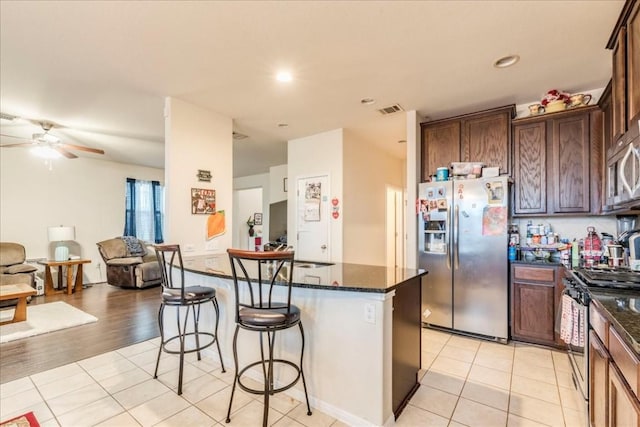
[{"xmin": 169, "ymin": 255, "xmax": 426, "ymax": 426}]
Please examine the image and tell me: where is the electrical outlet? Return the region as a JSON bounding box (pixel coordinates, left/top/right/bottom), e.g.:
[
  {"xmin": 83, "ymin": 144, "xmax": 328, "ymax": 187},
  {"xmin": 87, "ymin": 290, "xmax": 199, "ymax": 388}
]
[
  {"xmin": 184, "ymin": 244, "xmax": 195, "ymax": 252},
  {"xmin": 364, "ymin": 303, "xmax": 376, "ymax": 324},
  {"xmin": 205, "ymin": 241, "xmax": 218, "ymax": 251}
]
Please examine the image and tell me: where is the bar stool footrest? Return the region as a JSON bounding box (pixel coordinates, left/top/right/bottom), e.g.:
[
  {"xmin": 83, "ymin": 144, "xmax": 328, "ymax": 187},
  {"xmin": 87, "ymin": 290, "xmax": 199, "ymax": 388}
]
[
  {"xmin": 237, "ymin": 359, "xmax": 302, "ymax": 395},
  {"xmin": 161, "ymin": 331, "xmax": 218, "ymax": 355}
]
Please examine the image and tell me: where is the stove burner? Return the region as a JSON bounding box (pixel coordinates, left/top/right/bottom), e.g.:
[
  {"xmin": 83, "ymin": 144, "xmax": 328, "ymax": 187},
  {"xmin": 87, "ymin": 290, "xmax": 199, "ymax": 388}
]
[{"xmin": 573, "ymin": 267, "xmax": 640, "ymax": 290}]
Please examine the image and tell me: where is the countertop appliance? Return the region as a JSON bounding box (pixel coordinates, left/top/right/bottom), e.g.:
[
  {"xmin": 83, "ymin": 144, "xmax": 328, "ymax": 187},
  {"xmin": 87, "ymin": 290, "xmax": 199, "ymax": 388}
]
[{"xmin": 418, "ymin": 175, "xmax": 510, "ymax": 341}]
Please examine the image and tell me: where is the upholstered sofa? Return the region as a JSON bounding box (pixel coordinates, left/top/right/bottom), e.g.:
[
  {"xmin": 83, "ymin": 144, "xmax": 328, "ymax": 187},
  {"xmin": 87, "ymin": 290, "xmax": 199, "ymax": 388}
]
[{"xmin": 96, "ymin": 237, "xmax": 162, "ymax": 289}]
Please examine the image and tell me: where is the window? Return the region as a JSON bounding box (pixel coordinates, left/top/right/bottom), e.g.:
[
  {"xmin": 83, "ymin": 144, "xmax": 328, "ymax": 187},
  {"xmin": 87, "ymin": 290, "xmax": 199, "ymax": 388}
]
[{"xmin": 124, "ymin": 178, "xmax": 164, "ymax": 243}]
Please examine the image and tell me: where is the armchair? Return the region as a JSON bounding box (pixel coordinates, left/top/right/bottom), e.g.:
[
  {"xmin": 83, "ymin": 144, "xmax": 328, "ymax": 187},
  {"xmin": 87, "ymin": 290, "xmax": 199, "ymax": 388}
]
[
  {"xmin": 0, "ymin": 242, "xmax": 37, "ymax": 287},
  {"xmin": 96, "ymin": 237, "xmax": 162, "ymax": 289},
  {"xmin": 0, "ymin": 242, "xmax": 38, "ymax": 307}
]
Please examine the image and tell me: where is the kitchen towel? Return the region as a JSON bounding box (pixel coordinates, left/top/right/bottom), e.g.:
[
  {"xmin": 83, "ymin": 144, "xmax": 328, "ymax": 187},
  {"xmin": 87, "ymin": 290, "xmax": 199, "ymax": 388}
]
[{"xmin": 560, "ymin": 294, "xmax": 584, "ymax": 347}]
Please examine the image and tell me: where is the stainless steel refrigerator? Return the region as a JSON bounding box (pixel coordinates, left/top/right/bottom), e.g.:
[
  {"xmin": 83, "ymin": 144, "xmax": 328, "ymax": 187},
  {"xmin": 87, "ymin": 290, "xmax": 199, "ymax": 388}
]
[{"xmin": 418, "ymin": 175, "xmax": 510, "ymax": 341}]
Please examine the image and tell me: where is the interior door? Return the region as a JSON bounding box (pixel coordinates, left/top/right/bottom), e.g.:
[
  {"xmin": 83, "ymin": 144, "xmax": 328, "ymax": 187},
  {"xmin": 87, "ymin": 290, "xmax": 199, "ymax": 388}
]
[{"xmin": 296, "ymin": 175, "xmax": 330, "ymax": 262}]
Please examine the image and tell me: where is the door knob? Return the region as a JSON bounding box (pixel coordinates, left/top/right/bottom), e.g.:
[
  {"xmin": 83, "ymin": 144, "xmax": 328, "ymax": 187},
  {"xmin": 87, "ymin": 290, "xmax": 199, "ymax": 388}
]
[{"xmin": 321, "ymin": 245, "xmax": 327, "ymax": 250}]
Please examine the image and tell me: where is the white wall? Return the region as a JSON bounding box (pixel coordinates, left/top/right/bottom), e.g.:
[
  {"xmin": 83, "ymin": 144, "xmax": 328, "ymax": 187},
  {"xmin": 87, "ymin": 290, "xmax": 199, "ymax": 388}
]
[
  {"xmin": 164, "ymin": 97, "xmax": 233, "ymax": 254},
  {"xmin": 342, "ymin": 130, "xmax": 403, "ymax": 265},
  {"xmin": 405, "ymin": 110, "xmax": 421, "ymax": 269},
  {"xmin": 0, "ymin": 149, "xmax": 163, "ymax": 283},
  {"xmin": 232, "ymin": 175, "xmax": 266, "ymax": 249},
  {"xmin": 269, "ymin": 164, "xmax": 287, "ymax": 204},
  {"xmin": 288, "ymin": 129, "xmax": 344, "ymax": 262}
]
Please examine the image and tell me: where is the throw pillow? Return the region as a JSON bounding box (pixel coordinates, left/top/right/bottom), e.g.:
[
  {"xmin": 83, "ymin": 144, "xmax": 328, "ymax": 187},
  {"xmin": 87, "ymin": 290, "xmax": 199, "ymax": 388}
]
[{"xmin": 121, "ymin": 236, "xmax": 146, "ymax": 257}]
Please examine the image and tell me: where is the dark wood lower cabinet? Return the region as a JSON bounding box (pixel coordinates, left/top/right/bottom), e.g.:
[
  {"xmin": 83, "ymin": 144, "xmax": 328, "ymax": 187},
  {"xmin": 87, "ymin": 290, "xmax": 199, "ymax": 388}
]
[
  {"xmin": 392, "ymin": 276, "xmax": 421, "ymax": 418},
  {"xmin": 609, "ymin": 363, "xmax": 640, "ymax": 427},
  {"xmin": 590, "ymin": 330, "xmax": 610, "ymax": 427},
  {"xmin": 512, "ymin": 282, "xmax": 554, "ymax": 343},
  {"xmin": 510, "ymin": 264, "xmax": 563, "ymax": 347}
]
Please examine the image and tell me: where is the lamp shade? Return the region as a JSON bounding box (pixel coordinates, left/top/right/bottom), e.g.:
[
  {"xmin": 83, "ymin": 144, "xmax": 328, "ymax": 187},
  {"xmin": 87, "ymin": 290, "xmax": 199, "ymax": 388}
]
[{"xmin": 48, "ymin": 226, "xmax": 75, "ymax": 242}]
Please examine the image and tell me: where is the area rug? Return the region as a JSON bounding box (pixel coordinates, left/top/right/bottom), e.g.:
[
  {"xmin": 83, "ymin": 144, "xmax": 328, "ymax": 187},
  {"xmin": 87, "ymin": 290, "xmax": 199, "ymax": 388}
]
[
  {"xmin": 0, "ymin": 302, "xmax": 98, "ymax": 344},
  {"xmin": 0, "ymin": 411, "xmax": 39, "ymax": 427}
]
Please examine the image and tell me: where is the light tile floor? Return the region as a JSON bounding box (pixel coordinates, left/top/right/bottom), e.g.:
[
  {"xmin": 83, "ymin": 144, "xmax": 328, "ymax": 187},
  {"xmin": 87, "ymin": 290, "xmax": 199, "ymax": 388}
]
[{"xmin": 0, "ymin": 329, "xmax": 586, "ymax": 426}]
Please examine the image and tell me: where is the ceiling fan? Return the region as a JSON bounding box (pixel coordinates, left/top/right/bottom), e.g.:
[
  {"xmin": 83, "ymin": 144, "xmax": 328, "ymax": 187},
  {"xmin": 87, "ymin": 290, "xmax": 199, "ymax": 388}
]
[{"xmin": 0, "ymin": 119, "xmax": 105, "ymax": 159}]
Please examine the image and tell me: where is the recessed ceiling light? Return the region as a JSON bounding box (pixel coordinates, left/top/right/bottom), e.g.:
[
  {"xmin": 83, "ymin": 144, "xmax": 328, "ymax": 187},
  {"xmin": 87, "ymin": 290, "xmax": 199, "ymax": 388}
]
[
  {"xmin": 493, "ymin": 55, "xmax": 520, "ymax": 69},
  {"xmin": 361, "ymin": 98, "xmax": 376, "ymax": 105},
  {"xmin": 277, "ymin": 123, "xmax": 288, "ymax": 128},
  {"xmin": 276, "ymin": 71, "xmax": 293, "ymax": 82}
]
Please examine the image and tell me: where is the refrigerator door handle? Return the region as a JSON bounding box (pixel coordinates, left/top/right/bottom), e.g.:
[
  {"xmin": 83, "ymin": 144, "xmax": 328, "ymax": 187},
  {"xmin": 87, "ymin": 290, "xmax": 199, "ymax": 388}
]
[
  {"xmin": 454, "ymin": 204, "xmax": 459, "ymax": 269},
  {"xmin": 445, "ymin": 205, "xmax": 451, "ymax": 270}
]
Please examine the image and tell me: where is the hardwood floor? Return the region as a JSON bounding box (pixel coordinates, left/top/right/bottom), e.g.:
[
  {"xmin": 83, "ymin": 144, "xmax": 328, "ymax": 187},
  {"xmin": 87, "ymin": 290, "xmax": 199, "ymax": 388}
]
[{"xmin": 0, "ymin": 283, "xmax": 161, "ymax": 384}]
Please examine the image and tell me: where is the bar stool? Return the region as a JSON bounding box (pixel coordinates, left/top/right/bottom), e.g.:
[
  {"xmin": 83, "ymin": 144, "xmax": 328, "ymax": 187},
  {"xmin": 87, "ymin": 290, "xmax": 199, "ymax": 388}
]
[
  {"xmin": 154, "ymin": 244, "xmax": 225, "ymax": 395},
  {"xmin": 226, "ymin": 249, "xmax": 312, "ymax": 427}
]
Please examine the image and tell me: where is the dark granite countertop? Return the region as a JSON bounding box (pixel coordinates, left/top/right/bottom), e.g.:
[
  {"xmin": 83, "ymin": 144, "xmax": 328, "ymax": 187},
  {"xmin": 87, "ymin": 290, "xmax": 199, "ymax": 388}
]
[
  {"xmin": 588, "ymin": 288, "xmax": 640, "ymax": 355},
  {"xmin": 182, "ymin": 254, "xmax": 427, "ymax": 294}
]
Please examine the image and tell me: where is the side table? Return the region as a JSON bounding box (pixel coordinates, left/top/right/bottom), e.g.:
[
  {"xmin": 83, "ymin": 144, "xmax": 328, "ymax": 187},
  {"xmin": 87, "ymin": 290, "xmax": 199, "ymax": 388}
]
[
  {"xmin": 37, "ymin": 259, "xmax": 91, "ymax": 296},
  {"xmin": 0, "ymin": 283, "xmax": 37, "ymax": 324}
]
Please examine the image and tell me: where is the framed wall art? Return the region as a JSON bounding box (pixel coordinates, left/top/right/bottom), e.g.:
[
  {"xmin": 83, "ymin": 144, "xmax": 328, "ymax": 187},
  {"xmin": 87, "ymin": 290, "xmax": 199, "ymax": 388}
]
[{"xmin": 191, "ymin": 188, "xmax": 216, "ymax": 214}]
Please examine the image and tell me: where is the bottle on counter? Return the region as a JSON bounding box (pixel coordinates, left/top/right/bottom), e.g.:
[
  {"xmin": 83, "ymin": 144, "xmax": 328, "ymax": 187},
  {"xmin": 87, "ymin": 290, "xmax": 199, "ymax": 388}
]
[{"xmin": 508, "ymin": 240, "xmax": 517, "ymax": 261}]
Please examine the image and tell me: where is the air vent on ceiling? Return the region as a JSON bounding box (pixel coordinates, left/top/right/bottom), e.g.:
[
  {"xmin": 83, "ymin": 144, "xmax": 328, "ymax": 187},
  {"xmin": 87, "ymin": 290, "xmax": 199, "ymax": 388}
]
[
  {"xmin": 232, "ymin": 131, "xmax": 249, "ymax": 140},
  {"xmin": 377, "ymin": 104, "xmax": 404, "ymax": 115},
  {"xmin": 0, "ymin": 112, "xmax": 17, "ymax": 121}
]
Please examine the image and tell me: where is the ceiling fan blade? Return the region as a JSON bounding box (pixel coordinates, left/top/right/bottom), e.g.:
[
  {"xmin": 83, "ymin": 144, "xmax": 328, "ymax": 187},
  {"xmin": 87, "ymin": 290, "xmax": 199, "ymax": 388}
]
[
  {"xmin": 0, "ymin": 142, "xmax": 34, "ymax": 148},
  {"xmin": 61, "ymin": 143, "xmax": 105, "ymax": 155},
  {"xmin": 54, "ymin": 146, "xmax": 78, "ymax": 159},
  {"xmin": 0, "ymin": 133, "xmax": 32, "ymax": 141}
]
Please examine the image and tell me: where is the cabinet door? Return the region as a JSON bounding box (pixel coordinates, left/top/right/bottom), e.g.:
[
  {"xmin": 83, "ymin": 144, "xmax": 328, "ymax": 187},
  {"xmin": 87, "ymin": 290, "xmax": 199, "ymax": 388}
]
[
  {"xmin": 609, "ymin": 364, "xmax": 640, "ymax": 427},
  {"xmin": 590, "ymin": 331, "xmax": 610, "ymax": 427},
  {"xmin": 613, "ymin": 28, "xmax": 627, "ymax": 142},
  {"xmin": 421, "ymin": 121, "xmax": 460, "ymax": 182},
  {"xmin": 461, "ymin": 110, "xmax": 511, "ymax": 175},
  {"xmin": 601, "ymin": 82, "xmax": 614, "ymax": 156},
  {"xmin": 551, "ymin": 113, "xmax": 591, "ymax": 213},
  {"xmin": 513, "ymin": 122, "xmax": 547, "ymax": 214},
  {"xmin": 628, "ymin": 1, "xmax": 640, "ymax": 127},
  {"xmin": 511, "ymin": 281, "xmax": 555, "ymax": 345}
]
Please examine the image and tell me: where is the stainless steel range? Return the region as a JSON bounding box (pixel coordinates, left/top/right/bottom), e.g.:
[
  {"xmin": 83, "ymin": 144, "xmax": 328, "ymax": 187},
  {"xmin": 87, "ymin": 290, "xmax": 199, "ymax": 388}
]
[{"xmin": 562, "ymin": 266, "xmax": 640, "ymax": 426}]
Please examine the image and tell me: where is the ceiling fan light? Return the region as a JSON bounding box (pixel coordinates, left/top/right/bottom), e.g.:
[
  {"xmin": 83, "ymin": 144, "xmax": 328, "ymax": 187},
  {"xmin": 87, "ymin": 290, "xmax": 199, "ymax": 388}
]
[
  {"xmin": 31, "ymin": 145, "xmax": 62, "ymax": 159},
  {"xmin": 32, "ymin": 133, "xmax": 60, "ymax": 143}
]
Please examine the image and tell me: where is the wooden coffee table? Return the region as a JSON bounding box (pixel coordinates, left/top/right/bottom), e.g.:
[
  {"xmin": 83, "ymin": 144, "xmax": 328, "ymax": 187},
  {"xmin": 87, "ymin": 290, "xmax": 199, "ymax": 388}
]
[{"xmin": 0, "ymin": 283, "xmax": 37, "ymax": 325}]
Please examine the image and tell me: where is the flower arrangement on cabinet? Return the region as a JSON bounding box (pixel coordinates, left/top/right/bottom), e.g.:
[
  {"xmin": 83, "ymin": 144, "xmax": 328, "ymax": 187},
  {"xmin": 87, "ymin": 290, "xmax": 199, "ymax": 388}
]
[{"xmin": 541, "ymin": 89, "xmax": 571, "ymax": 107}]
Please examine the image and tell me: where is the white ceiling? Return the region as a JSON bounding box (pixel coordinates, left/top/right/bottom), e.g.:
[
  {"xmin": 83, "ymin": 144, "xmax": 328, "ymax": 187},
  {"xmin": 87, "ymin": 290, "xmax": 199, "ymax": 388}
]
[{"xmin": 0, "ymin": 1, "xmax": 624, "ymax": 177}]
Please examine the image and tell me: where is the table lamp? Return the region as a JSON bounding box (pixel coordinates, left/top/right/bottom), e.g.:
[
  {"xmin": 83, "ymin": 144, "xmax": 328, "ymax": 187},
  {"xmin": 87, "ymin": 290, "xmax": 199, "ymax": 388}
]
[{"xmin": 48, "ymin": 225, "xmax": 75, "ymax": 261}]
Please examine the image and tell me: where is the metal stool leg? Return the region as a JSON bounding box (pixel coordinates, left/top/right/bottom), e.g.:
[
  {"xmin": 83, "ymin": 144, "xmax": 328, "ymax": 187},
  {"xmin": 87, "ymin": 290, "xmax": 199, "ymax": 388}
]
[
  {"xmin": 299, "ymin": 322, "xmax": 312, "ymax": 415},
  {"xmin": 226, "ymin": 324, "xmax": 241, "ymax": 423},
  {"xmin": 213, "ymin": 297, "xmax": 226, "ymax": 372},
  {"xmin": 176, "ymin": 304, "xmax": 189, "ymax": 395},
  {"xmin": 154, "ymin": 304, "xmax": 165, "ymax": 379},
  {"xmin": 193, "ymin": 304, "xmax": 202, "ymax": 361}
]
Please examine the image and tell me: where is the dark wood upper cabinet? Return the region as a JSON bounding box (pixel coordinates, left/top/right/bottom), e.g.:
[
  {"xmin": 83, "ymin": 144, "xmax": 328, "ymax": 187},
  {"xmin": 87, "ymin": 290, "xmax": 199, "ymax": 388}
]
[
  {"xmin": 513, "ymin": 122, "xmax": 547, "ymax": 214},
  {"xmin": 613, "ymin": 27, "xmax": 628, "ymax": 143},
  {"xmin": 461, "ymin": 111, "xmax": 511, "ymax": 175},
  {"xmin": 627, "ymin": 1, "xmax": 640, "ymax": 128},
  {"xmin": 421, "ymin": 121, "xmax": 460, "ymax": 181},
  {"xmin": 551, "ymin": 113, "xmax": 591, "ymax": 213},
  {"xmin": 420, "ymin": 105, "xmax": 515, "ymax": 182},
  {"xmin": 512, "ymin": 107, "xmax": 601, "ymax": 216}
]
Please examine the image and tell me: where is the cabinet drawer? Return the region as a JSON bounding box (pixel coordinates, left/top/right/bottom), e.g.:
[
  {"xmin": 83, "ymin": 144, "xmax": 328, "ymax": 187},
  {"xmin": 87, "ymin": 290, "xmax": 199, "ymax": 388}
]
[
  {"xmin": 609, "ymin": 325, "xmax": 640, "ymax": 398},
  {"xmin": 591, "ymin": 304, "xmax": 610, "ymax": 347},
  {"xmin": 513, "ymin": 266, "xmax": 555, "ymax": 282}
]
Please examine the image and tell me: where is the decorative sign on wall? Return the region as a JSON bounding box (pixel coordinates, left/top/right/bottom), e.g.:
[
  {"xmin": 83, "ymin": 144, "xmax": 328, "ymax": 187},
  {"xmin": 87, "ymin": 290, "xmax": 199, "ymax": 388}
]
[
  {"xmin": 197, "ymin": 169, "xmax": 212, "ymax": 182},
  {"xmin": 192, "ymin": 188, "xmax": 216, "ymax": 214}
]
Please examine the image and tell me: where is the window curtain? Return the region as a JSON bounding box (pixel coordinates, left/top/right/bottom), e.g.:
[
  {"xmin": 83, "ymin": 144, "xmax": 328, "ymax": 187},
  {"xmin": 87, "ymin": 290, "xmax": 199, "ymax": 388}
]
[{"xmin": 124, "ymin": 178, "xmax": 164, "ymax": 243}]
